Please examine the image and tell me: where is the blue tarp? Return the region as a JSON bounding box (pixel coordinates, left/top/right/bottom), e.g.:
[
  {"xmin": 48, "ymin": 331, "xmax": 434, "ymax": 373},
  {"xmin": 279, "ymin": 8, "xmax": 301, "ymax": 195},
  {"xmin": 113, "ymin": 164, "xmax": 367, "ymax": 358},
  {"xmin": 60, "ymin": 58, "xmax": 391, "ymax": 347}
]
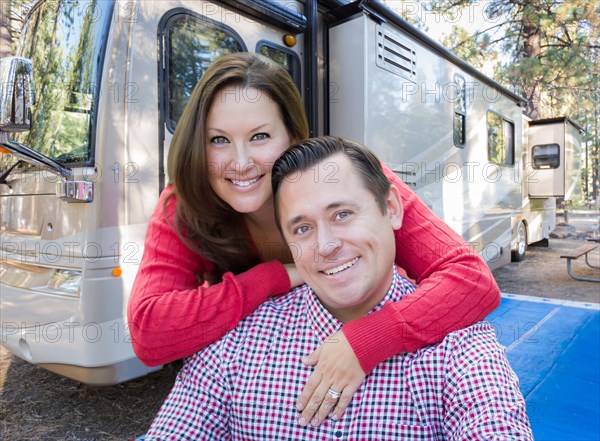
[{"xmin": 488, "ymin": 294, "xmax": 600, "ymax": 441}]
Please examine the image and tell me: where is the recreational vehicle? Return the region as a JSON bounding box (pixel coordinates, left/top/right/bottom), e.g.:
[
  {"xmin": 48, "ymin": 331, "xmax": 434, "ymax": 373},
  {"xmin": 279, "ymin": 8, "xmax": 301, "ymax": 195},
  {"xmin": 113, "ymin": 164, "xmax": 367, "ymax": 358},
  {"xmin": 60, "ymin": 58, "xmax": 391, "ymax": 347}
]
[
  {"xmin": 514, "ymin": 116, "xmax": 583, "ymax": 260},
  {"xmin": 0, "ymin": 0, "xmax": 582, "ymax": 384}
]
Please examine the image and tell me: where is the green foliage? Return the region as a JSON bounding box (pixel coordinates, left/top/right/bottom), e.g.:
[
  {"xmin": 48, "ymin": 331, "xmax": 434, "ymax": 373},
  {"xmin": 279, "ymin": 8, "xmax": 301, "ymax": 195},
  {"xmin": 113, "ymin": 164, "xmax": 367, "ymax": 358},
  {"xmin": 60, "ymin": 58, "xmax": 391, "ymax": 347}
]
[{"xmin": 429, "ymin": 0, "xmax": 598, "ymax": 112}]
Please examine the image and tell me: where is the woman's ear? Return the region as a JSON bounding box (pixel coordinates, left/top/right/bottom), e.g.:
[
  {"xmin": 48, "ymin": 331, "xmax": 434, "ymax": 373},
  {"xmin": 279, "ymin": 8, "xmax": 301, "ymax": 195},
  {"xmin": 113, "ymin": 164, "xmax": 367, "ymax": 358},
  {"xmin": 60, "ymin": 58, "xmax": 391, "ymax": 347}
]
[{"xmin": 386, "ymin": 184, "xmax": 404, "ymax": 230}]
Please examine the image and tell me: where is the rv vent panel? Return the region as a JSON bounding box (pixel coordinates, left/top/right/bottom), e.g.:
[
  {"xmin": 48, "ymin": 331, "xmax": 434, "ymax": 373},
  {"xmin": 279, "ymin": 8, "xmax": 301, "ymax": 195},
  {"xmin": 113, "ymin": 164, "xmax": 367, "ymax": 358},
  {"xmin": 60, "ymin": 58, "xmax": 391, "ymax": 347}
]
[{"xmin": 376, "ymin": 25, "xmax": 417, "ymax": 81}]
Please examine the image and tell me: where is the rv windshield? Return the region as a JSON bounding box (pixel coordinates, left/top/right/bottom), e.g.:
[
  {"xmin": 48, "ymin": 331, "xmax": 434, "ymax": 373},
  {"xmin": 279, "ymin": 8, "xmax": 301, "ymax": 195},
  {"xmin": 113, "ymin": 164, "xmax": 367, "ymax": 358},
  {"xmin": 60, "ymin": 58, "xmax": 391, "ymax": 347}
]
[{"xmin": 14, "ymin": 0, "xmax": 112, "ymax": 165}]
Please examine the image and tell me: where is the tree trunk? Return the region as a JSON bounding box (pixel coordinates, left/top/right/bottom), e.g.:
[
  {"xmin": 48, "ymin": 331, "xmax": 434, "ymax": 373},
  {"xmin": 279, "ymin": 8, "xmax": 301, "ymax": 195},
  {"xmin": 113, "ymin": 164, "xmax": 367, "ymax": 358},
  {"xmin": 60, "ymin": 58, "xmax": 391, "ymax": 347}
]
[
  {"xmin": 0, "ymin": 1, "xmax": 13, "ymax": 57},
  {"xmin": 594, "ymin": 105, "xmax": 599, "ymax": 204},
  {"xmin": 522, "ymin": 1, "xmax": 542, "ymax": 119}
]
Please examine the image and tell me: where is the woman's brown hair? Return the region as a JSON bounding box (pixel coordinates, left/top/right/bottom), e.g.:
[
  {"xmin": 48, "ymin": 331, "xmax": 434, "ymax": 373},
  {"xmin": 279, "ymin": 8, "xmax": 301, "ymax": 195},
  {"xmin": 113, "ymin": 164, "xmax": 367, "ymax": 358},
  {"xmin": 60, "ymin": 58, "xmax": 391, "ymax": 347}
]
[{"xmin": 166, "ymin": 52, "xmax": 309, "ymax": 283}]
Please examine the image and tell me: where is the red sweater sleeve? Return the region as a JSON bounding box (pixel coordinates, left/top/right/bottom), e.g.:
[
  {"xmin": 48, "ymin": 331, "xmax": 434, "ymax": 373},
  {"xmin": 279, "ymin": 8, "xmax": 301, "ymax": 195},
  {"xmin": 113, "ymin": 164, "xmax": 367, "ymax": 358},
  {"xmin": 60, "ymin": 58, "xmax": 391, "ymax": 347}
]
[
  {"xmin": 341, "ymin": 165, "xmax": 501, "ymax": 374},
  {"xmin": 127, "ymin": 188, "xmax": 291, "ymax": 366}
]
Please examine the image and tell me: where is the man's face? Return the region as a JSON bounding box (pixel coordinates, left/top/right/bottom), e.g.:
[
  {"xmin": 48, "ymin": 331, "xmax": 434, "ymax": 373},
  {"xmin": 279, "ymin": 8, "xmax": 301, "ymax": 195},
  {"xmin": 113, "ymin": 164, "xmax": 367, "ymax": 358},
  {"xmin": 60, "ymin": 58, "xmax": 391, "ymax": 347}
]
[{"xmin": 277, "ymin": 153, "xmax": 403, "ymax": 322}]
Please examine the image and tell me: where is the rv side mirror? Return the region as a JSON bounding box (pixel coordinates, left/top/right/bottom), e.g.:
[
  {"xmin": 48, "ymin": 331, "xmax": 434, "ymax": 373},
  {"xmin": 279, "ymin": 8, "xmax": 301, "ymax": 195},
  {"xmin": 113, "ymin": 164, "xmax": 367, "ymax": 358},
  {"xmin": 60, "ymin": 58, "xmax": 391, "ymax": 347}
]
[{"xmin": 0, "ymin": 57, "xmax": 36, "ymax": 132}]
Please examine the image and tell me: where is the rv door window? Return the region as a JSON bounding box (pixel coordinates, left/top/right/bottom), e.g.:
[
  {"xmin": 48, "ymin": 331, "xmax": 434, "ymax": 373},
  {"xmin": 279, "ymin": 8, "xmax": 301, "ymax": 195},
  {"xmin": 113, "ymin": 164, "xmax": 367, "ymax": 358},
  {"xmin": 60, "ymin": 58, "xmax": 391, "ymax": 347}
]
[
  {"xmin": 257, "ymin": 42, "xmax": 301, "ymax": 91},
  {"xmin": 503, "ymin": 118, "xmax": 515, "ymax": 164},
  {"xmin": 487, "ymin": 111, "xmax": 515, "ymax": 165},
  {"xmin": 532, "ymin": 143, "xmax": 560, "ymax": 169},
  {"xmin": 14, "ymin": 1, "xmax": 113, "ymax": 165},
  {"xmin": 165, "ymin": 14, "xmax": 244, "ymax": 131}
]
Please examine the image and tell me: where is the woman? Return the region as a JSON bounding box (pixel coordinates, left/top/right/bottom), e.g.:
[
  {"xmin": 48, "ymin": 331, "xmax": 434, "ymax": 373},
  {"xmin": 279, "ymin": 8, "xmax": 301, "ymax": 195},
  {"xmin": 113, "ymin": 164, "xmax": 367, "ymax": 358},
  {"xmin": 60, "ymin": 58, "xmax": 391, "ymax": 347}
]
[{"xmin": 128, "ymin": 53, "xmax": 500, "ymax": 426}]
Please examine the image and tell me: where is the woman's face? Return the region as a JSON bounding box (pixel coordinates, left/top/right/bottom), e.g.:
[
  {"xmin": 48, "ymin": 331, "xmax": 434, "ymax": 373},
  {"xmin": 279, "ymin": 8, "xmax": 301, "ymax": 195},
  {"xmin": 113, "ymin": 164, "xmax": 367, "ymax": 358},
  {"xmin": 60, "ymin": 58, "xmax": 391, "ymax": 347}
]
[{"xmin": 205, "ymin": 85, "xmax": 292, "ymax": 215}]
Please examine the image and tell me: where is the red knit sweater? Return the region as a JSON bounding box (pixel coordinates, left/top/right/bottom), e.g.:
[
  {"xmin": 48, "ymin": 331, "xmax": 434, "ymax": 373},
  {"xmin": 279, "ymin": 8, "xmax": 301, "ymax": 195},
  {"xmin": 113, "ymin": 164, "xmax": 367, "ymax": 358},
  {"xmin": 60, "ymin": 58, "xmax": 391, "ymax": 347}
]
[{"xmin": 128, "ymin": 167, "xmax": 500, "ymax": 372}]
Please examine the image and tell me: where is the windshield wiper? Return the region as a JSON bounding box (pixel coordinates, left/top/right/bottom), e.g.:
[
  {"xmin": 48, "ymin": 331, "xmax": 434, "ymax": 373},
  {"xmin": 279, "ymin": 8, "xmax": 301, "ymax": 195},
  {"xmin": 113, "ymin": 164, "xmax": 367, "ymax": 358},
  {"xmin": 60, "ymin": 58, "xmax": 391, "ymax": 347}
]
[
  {"xmin": 0, "ymin": 160, "xmax": 28, "ymax": 189},
  {"xmin": 55, "ymin": 151, "xmax": 86, "ymax": 163},
  {"xmin": 0, "ymin": 133, "xmax": 71, "ymax": 179}
]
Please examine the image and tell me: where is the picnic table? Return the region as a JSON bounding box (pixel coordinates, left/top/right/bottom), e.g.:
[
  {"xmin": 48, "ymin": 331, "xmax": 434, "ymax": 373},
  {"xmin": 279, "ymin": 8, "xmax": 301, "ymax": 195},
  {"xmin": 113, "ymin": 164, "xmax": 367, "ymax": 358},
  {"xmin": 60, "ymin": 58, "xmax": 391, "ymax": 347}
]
[{"xmin": 559, "ymin": 243, "xmax": 599, "ymax": 282}]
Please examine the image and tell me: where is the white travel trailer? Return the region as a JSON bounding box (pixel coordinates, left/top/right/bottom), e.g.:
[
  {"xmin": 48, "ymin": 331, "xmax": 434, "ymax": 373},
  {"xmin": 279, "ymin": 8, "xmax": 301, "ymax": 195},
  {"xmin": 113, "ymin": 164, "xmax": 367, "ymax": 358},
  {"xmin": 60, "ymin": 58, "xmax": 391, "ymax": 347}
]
[{"xmin": 0, "ymin": 0, "xmax": 582, "ymax": 384}]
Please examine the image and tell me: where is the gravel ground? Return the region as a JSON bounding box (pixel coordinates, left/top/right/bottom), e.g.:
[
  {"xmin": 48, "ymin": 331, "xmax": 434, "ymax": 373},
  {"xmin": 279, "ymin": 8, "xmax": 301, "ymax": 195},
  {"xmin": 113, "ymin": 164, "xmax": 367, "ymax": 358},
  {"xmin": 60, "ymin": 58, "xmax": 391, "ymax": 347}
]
[
  {"xmin": 491, "ymin": 210, "xmax": 600, "ymax": 304},
  {"xmin": 1, "ymin": 210, "xmax": 598, "ymax": 440},
  {"xmin": 0, "ymin": 353, "xmax": 180, "ymax": 440}
]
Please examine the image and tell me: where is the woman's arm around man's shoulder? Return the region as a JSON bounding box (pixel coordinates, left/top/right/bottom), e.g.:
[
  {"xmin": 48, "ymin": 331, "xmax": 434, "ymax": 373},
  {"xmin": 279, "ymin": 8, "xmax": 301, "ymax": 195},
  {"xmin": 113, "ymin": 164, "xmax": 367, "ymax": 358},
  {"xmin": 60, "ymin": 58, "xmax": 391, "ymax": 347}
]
[{"xmin": 127, "ymin": 187, "xmax": 291, "ymax": 366}]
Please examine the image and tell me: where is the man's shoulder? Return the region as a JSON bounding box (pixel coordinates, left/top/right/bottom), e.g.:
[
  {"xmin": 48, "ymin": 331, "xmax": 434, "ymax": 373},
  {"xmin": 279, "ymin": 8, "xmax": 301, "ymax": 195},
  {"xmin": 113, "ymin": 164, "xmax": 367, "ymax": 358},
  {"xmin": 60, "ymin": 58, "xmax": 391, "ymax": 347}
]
[
  {"xmin": 186, "ymin": 286, "xmax": 309, "ymax": 369},
  {"xmin": 438, "ymin": 322, "xmax": 504, "ymax": 365},
  {"xmin": 407, "ymin": 322, "xmax": 500, "ymax": 362},
  {"xmin": 241, "ymin": 284, "xmax": 308, "ymax": 327},
  {"xmin": 450, "ymin": 321, "xmax": 497, "ymax": 341},
  {"xmin": 215, "ymin": 285, "xmax": 309, "ymax": 345}
]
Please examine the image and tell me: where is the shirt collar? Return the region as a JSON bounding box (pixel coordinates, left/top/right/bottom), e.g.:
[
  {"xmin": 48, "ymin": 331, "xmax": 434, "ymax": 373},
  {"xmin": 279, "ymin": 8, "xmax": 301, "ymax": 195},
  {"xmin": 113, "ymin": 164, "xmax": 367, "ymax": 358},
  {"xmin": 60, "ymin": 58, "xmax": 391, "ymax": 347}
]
[{"xmin": 305, "ymin": 267, "xmax": 406, "ymax": 342}]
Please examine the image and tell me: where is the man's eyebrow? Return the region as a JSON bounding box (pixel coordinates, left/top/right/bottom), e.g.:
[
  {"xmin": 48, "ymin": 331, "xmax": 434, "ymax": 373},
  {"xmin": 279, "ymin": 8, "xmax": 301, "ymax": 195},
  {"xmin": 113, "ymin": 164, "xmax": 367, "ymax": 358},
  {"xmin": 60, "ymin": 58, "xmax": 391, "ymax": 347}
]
[
  {"xmin": 286, "ymin": 214, "xmax": 306, "ymax": 230},
  {"xmin": 326, "ymin": 200, "xmax": 359, "ymax": 210},
  {"xmin": 285, "ymin": 200, "xmax": 359, "ymax": 230}
]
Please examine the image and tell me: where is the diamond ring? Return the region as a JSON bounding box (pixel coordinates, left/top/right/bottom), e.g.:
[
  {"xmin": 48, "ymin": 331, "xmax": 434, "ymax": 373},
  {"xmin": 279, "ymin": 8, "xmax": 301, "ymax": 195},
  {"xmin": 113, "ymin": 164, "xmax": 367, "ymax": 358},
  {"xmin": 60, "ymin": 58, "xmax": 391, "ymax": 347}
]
[{"xmin": 327, "ymin": 388, "xmax": 342, "ymax": 400}]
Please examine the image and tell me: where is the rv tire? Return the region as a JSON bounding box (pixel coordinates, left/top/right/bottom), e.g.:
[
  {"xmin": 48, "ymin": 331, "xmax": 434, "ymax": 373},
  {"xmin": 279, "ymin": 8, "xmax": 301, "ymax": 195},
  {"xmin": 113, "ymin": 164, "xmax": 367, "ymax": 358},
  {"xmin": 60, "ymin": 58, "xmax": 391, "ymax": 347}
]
[{"xmin": 512, "ymin": 222, "xmax": 527, "ymax": 262}]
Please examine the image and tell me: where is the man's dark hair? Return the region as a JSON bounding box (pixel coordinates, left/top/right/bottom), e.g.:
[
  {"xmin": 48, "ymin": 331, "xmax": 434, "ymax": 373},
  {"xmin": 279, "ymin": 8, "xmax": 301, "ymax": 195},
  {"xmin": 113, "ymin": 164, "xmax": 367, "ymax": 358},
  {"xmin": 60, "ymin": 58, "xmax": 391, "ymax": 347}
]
[{"xmin": 271, "ymin": 136, "xmax": 392, "ymax": 225}]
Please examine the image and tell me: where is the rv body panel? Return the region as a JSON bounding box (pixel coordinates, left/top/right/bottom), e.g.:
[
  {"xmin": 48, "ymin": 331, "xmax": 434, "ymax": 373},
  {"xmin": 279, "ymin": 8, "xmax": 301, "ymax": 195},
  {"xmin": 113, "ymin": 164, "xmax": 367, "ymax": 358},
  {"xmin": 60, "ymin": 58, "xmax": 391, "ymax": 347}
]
[
  {"xmin": 518, "ymin": 197, "xmax": 556, "ymax": 244},
  {"xmin": 329, "ymin": 13, "xmax": 523, "ymax": 268}
]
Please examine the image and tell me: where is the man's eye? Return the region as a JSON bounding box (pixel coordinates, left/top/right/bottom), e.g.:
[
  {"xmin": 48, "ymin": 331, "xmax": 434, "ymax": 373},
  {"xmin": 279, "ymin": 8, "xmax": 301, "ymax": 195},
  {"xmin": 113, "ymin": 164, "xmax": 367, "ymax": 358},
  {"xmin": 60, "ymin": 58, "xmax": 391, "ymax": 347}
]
[
  {"xmin": 251, "ymin": 133, "xmax": 269, "ymax": 141},
  {"xmin": 293, "ymin": 225, "xmax": 310, "ymax": 235},
  {"xmin": 336, "ymin": 211, "xmax": 351, "ymax": 220},
  {"xmin": 210, "ymin": 136, "xmax": 229, "ymax": 144}
]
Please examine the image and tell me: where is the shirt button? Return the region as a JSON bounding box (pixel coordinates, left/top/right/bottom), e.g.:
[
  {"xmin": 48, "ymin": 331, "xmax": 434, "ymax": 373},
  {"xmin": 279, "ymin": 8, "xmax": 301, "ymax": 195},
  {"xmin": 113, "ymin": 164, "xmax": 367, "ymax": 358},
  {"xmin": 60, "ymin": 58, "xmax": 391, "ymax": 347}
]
[{"xmin": 334, "ymin": 430, "xmax": 343, "ymax": 438}]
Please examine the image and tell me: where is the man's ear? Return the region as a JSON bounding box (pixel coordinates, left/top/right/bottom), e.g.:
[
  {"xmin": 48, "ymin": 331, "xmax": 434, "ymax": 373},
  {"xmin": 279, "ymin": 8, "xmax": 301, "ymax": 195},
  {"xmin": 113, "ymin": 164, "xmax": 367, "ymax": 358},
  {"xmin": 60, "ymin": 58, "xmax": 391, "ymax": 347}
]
[{"xmin": 386, "ymin": 184, "xmax": 404, "ymax": 230}]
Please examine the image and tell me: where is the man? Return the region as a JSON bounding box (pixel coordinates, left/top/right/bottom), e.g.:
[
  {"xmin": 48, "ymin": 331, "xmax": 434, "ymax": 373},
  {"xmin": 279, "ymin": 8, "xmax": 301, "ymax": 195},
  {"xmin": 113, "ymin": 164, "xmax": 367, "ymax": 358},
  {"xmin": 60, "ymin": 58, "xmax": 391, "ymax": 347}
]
[{"xmin": 146, "ymin": 137, "xmax": 533, "ymax": 440}]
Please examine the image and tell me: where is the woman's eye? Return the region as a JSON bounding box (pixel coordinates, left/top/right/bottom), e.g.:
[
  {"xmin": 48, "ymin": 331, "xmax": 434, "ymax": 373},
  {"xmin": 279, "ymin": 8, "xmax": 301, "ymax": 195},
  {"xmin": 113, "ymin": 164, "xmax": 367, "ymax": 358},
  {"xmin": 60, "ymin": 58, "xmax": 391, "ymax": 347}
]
[
  {"xmin": 336, "ymin": 211, "xmax": 351, "ymax": 220},
  {"xmin": 210, "ymin": 136, "xmax": 229, "ymax": 144},
  {"xmin": 251, "ymin": 132, "xmax": 270, "ymax": 141}
]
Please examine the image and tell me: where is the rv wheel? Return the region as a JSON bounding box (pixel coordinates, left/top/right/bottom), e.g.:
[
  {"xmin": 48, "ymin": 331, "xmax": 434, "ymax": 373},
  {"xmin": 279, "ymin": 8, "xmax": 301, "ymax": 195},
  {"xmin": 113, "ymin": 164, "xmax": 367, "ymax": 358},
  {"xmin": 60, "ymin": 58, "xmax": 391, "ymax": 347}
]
[{"xmin": 512, "ymin": 222, "xmax": 527, "ymax": 262}]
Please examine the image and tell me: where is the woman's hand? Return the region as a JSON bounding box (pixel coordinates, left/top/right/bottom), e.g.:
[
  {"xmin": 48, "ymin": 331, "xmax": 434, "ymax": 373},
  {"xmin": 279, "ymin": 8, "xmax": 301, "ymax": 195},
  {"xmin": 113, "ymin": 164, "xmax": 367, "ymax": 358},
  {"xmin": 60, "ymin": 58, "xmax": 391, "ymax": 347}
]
[{"xmin": 296, "ymin": 330, "xmax": 366, "ymax": 427}]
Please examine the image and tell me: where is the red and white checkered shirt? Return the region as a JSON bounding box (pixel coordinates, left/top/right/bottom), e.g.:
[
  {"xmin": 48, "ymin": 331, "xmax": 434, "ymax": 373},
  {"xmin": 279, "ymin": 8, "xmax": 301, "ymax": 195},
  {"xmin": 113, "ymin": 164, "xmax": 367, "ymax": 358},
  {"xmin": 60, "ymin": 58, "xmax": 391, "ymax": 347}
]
[{"xmin": 146, "ymin": 269, "xmax": 532, "ymax": 440}]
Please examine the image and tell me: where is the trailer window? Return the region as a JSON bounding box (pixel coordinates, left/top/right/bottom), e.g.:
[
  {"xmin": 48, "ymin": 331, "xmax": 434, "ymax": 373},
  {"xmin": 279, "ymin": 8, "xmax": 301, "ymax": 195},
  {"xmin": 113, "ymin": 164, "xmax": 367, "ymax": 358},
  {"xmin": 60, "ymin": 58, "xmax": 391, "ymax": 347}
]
[
  {"xmin": 453, "ymin": 74, "xmax": 466, "ymax": 148},
  {"xmin": 166, "ymin": 15, "xmax": 244, "ymax": 131},
  {"xmin": 532, "ymin": 143, "xmax": 560, "ymax": 169},
  {"xmin": 257, "ymin": 41, "xmax": 301, "ymax": 91},
  {"xmin": 14, "ymin": 1, "xmax": 113, "ymax": 165},
  {"xmin": 487, "ymin": 112, "xmax": 515, "ymax": 165}
]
